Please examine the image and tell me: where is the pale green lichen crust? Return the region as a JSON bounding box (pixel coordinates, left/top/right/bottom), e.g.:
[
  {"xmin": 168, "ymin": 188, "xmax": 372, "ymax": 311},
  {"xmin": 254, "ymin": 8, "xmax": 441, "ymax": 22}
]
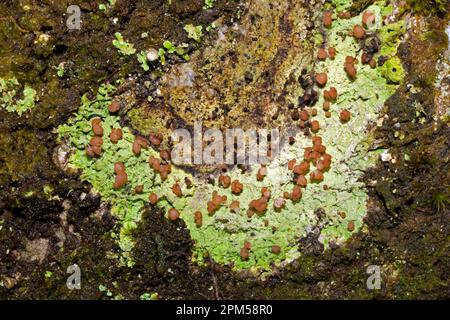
[
  {"xmin": 0, "ymin": 77, "xmax": 37, "ymax": 116},
  {"xmin": 57, "ymin": 0, "xmax": 407, "ymax": 272}
]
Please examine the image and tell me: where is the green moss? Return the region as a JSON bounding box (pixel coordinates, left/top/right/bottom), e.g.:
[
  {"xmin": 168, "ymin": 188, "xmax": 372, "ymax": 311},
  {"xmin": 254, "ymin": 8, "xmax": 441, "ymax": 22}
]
[
  {"xmin": 127, "ymin": 107, "xmax": 169, "ymax": 135},
  {"xmin": 204, "ymin": 0, "xmax": 215, "ymax": 10},
  {"xmin": 396, "ymin": 265, "xmax": 447, "ymax": 299},
  {"xmin": 407, "ymin": 0, "xmax": 447, "ymax": 14},
  {"xmin": 140, "ymin": 292, "xmax": 158, "ymax": 300},
  {"xmin": 43, "ymin": 185, "xmax": 53, "ymax": 196},
  {"xmin": 432, "ymin": 190, "xmax": 449, "ymax": 213}
]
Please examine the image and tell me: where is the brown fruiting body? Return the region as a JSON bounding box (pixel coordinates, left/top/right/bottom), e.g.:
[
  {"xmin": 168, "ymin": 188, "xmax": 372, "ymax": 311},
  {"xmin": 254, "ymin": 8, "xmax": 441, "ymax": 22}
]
[
  {"xmin": 310, "ymin": 120, "xmax": 320, "ymax": 133},
  {"xmin": 172, "ymin": 183, "xmax": 182, "ymax": 197},
  {"xmin": 316, "ymin": 73, "xmax": 328, "ymax": 86},
  {"xmin": 114, "ymin": 162, "xmax": 125, "ymax": 174},
  {"xmin": 328, "ymin": 87, "xmax": 338, "ymax": 101},
  {"xmin": 231, "ymin": 180, "xmax": 244, "ymax": 195},
  {"xmin": 91, "ymin": 118, "xmax": 103, "ymax": 136},
  {"xmin": 149, "ymin": 133, "xmax": 163, "ymax": 146},
  {"xmin": 340, "ymin": 109, "xmax": 351, "ymax": 123},
  {"xmin": 313, "ymin": 144, "xmax": 326, "ymax": 154},
  {"xmin": 288, "ymin": 159, "xmax": 296, "ymax": 170},
  {"xmin": 168, "ymin": 208, "xmax": 180, "ymax": 221},
  {"xmin": 353, "ymin": 25, "xmax": 365, "ymax": 39},
  {"xmin": 149, "ymin": 156, "xmax": 161, "ymax": 171},
  {"xmin": 113, "ymin": 172, "xmax": 128, "ymax": 190},
  {"xmin": 317, "ymin": 48, "xmax": 327, "ymax": 61},
  {"xmin": 149, "ymin": 192, "xmax": 158, "ymax": 205},
  {"xmin": 159, "ymin": 164, "xmax": 171, "ymax": 180},
  {"xmin": 132, "ymin": 136, "xmax": 148, "ymax": 156},
  {"xmin": 344, "ymin": 61, "xmax": 357, "ymax": 80},
  {"xmin": 90, "ymin": 136, "xmax": 103, "ymax": 147},
  {"xmin": 328, "ymin": 47, "xmax": 336, "ymax": 59},
  {"xmin": 296, "ymin": 175, "xmax": 308, "ymax": 187},
  {"xmin": 134, "ymin": 185, "xmax": 144, "ymax": 194},
  {"xmin": 291, "ymin": 185, "xmax": 302, "ymax": 202},
  {"xmin": 347, "ymin": 221, "xmax": 355, "ymax": 232},
  {"xmin": 160, "ymin": 150, "xmax": 171, "ymax": 161},
  {"xmin": 312, "ymin": 136, "xmax": 322, "ymax": 146},
  {"xmin": 338, "ymin": 11, "xmax": 352, "ymax": 19},
  {"xmin": 230, "ymin": 200, "xmax": 240, "ymax": 213},
  {"xmin": 323, "ymin": 11, "xmax": 333, "ymax": 28},
  {"xmin": 219, "ymin": 175, "xmax": 231, "ymax": 188},
  {"xmin": 362, "ymin": 11, "xmax": 375, "ymax": 28},
  {"xmin": 272, "ymin": 245, "xmax": 281, "ymax": 254},
  {"xmin": 207, "ymin": 191, "xmax": 227, "ymax": 215},
  {"xmin": 257, "ymin": 166, "xmax": 267, "ymax": 181},
  {"xmin": 194, "ymin": 211, "xmax": 203, "ymax": 227},
  {"xmin": 299, "ymin": 110, "xmax": 309, "ymax": 121},
  {"xmin": 345, "ymin": 56, "xmax": 355, "ymax": 64},
  {"xmin": 113, "ymin": 161, "xmax": 128, "ymax": 189},
  {"xmin": 361, "ymin": 52, "xmax": 371, "ymax": 65},
  {"xmin": 110, "ymin": 128, "xmax": 123, "ymax": 144},
  {"xmin": 108, "ymin": 101, "xmax": 121, "ymax": 113},
  {"xmin": 250, "ymin": 197, "xmax": 268, "ymax": 214},
  {"xmin": 240, "ymin": 247, "xmax": 250, "ymax": 261},
  {"xmin": 310, "ymin": 170, "xmax": 324, "ymax": 183}
]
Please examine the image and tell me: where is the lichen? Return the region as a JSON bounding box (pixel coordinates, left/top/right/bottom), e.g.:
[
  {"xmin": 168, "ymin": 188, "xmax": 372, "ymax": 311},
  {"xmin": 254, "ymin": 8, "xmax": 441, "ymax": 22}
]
[
  {"xmin": 0, "ymin": 77, "xmax": 37, "ymax": 116},
  {"xmin": 380, "ymin": 56, "xmax": 405, "ymax": 84},
  {"xmin": 310, "ymin": 2, "xmax": 403, "ymax": 246},
  {"xmin": 184, "ymin": 24, "xmax": 203, "ymax": 42},
  {"xmin": 112, "ymin": 32, "xmax": 137, "ymax": 56},
  {"xmin": 137, "ymin": 51, "xmax": 149, "ymax": 72},
  {"xmin": 57, "ymin": 1, "xmax": 408, "ymax": 272},
  {"xmin": 57, "ymin": 84, "xmax": 196, "ymax": 266},
  {"xmin": 378, "ymin": 20, "xmax": 406, "ymax": 56}
]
